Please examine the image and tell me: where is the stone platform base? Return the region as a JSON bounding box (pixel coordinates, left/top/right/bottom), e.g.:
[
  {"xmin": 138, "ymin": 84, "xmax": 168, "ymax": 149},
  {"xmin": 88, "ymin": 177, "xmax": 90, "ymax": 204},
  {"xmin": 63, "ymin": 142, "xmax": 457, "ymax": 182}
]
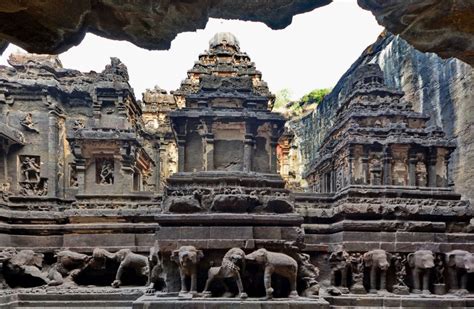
[
  {"xmin": 2, "ymin": 289, "xmax": 474, "ymax": 308},
  {"xmin": 324, "ymin": 294, "xmax": 474, "ymax": 308},
  {"xmin": 0, "ymin": 288, "xmax": 143, "ymax": 308},
  {"xmin": 132, "ymin": 295, "xmax": 330, "ymax": 309}
]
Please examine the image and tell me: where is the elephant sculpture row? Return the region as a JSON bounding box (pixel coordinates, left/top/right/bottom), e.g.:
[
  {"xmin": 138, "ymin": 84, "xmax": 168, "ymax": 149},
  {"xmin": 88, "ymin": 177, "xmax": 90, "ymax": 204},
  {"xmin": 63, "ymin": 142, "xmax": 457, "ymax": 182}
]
[
  {"xmin": 329, "ymin": 246, "xmax": 474, "ymax": 295},
  {"xmin": 1, "ymin": 245, "xmax": 472, "ymax": 297},
  {"xmin": 173, "ymin": 246, "xmax": 314, "ymax": 299},
  {"xmin": 0, "ymin": 243, "xmax": 165, "ymax": 293}
]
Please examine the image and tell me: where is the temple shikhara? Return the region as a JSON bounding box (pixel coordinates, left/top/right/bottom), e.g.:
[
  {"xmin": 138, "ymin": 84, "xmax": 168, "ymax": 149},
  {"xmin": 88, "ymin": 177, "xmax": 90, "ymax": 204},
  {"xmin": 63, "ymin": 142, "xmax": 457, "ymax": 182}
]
[{"xmin": 0, "ymin": 33, "xmax": 472, "ymax": 308}]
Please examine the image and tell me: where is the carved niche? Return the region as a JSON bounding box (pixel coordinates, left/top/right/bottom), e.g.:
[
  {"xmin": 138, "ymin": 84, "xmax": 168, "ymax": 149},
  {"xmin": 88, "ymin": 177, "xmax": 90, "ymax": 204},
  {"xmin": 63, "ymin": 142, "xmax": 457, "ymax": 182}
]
[{"xmin": 96, "ymin": 158, "xmax": 114, "ymax": 185}]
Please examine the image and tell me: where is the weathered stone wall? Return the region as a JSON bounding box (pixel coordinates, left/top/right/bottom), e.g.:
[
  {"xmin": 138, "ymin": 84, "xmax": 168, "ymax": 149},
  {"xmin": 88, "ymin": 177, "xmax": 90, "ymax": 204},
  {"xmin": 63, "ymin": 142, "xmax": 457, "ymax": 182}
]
[{"xmin": 300, "ymin": 31, "xmax": 473, "ymax": 201}]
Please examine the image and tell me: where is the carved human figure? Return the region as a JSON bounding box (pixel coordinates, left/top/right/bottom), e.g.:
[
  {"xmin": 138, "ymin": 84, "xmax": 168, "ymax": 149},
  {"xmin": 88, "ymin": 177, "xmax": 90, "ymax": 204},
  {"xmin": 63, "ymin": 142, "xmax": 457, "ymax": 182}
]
[
  {"xmin": 369, "ymin": 155, "xmax": 382, "ymax": 185},
  {"xmin": 328, "ymin": 245, "xmax": 351, "ymax": 290},
  {"xmin": 408, "ymin": 250, "xmax": 435, "ymax": 294},
  {"xmin": 245, "ymin": 248, "xmax": 298, "ymax": 299},
  {"xmin": 349, "ymin": 252, "xmax": 366, "ymax": 294},
  {"xmin": 445, "ymin": 250, "xmax": 474, "ymax": 293},
  {"xmin": 146, "ymin": 242, "xmax": 166, "ymax": 295},
  {"xmin": 91, "ymin": 248, "xmax": 149, "ymax": 288},
  {"xmin": 21, "ymin": 156, "xmax": 41, "ymax": 182},
  {"xmin": 363, "ymin": 249, "xmax": 392, "ymax": 293},
  {"xmin": 297, "ymin": 253, "xmax": 320, "ymax": 297},
  {"xmin": 203, "ymin": 248, "xmax": 247, "ymax": 298},
  {"xmin": 171, "ymin": 246, "xmax": 204, "ymax": 296},
  {"xmin": 415, "ymin": 161, "xmax": 427, "ymax": 186},
  {"xmin": 393, "ymin": 253, "xmax": 408, "ymax": 289},
  {"xmin": 99, "ymin": 161, "xmax": 113, "ymax": 184},
  {"xmin": 20, "ymin": 112, "xmax": 39, "ymax": 133}
]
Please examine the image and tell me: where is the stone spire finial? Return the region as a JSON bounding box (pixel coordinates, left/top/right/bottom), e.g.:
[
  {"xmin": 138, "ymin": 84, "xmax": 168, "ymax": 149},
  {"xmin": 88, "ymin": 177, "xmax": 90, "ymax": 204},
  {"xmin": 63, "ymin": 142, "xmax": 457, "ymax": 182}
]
[{"xmin": 209, "ymin": 32, "xmax": 240, "ymax": 50}]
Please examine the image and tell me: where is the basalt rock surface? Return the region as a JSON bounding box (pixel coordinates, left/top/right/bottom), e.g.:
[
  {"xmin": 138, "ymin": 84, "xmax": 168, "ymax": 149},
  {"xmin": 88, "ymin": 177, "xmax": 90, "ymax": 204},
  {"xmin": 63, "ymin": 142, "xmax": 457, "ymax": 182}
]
[
  {"xmin": 357, "ymin": 0, "xmax": 474, "ymax": 66},
  {"xmin": 0, "ymin": 0, "xmax": 330, "ymax": 54}
]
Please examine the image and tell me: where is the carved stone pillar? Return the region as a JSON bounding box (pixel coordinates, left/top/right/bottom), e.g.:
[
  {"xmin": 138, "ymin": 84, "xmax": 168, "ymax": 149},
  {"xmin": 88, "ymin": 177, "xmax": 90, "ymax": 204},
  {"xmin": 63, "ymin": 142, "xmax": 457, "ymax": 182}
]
[
  {"xmin": 47, "ymin": 110, "xmax": 60, "ymax": 198},
  {"xmin": 445, "ymin": 151, "xmax": 452, "ymax": 187},
  {"xmin": 362, "ymin": 146, "xmax": 369, "ymax": 185},
  {"xmin": 177, "ymin": 137, "xmax": 186, "ymax": 173},
  {"xmin": 71, "ymin": 142, "xmax": 86, "ymax": 195},
  {"xmin": 269, "ymin": 137, "xmax": 279, "ymax": 173},
  {"xmin": 243, "ymin": 133, "xmax": 254, "ymax": 172},
  {"xmin": 348, "ymin": 146, "xmax": 354, "ymax": 185},
  {"xmin": 156, "ymin": 141, "xmax": 164, "ymax": 191},
  {"xmin": 383, "ymin": 146, "xmax": 392, "ymax": 185},
  {"xmin": 428, "ymin": 148, "xmax": 438, "ymax": 187},
  {"xmin": 204, "ymin": 132, "xmax": 214, "ymax": 171},
  {"xmin": 408, "ymin": 149, "xmax": 417, "ymax": 186}
]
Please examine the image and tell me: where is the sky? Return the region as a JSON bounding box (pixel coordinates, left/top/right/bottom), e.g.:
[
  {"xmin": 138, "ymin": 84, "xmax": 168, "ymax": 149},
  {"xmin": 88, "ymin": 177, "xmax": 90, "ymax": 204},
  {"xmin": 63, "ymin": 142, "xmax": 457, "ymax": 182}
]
[{"xmin": 0, "ymin": 0, "xmax": 383, "ymax": 101}]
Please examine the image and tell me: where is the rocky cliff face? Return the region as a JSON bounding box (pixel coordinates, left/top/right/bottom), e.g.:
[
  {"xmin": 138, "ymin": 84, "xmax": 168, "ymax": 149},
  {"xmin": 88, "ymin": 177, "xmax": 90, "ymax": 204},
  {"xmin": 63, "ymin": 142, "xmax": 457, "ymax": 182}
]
[{"xmin": 300, "ymin": 31, "xmax": 473, "ymax": 202}]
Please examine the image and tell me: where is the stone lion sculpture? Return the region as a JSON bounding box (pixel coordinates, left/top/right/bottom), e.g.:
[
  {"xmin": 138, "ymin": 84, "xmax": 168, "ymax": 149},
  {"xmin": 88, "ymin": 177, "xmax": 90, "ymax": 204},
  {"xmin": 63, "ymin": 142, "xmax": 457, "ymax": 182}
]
[
  {"xmin": 91, "ymin": 248, "xmax": 149, "ymax": 288},
  {"xmin": 171, "ymin": 245, "xmax": 204, "ymax": 296},
  {"xmin": 245, "ymin": 248, "xmax": 298, "ymax": 299},
  {"xmin": 202, "ymin": 248, "xmax": 247, "ymax": 298},
  {"xmin": 145, "ymin": 241, "xmax": 166, "ymax": 295}
]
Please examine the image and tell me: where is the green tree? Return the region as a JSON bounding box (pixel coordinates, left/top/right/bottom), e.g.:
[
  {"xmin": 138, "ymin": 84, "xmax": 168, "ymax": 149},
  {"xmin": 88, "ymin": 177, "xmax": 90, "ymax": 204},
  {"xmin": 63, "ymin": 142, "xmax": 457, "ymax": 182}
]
[
  {"xmin": 299, "ymin": 88, "xmax": 331, "ymax": 106},
  {"xmin": 274, "ymin": 88, "xmax": 293, "ymax": 109}
]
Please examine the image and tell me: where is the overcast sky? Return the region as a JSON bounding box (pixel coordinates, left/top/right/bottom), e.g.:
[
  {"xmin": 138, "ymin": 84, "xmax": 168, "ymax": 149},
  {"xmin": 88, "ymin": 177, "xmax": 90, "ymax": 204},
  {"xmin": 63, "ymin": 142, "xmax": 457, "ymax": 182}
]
[{"xmin": 0, "ymin": 0, "xmax": 383, "ymax": 101}]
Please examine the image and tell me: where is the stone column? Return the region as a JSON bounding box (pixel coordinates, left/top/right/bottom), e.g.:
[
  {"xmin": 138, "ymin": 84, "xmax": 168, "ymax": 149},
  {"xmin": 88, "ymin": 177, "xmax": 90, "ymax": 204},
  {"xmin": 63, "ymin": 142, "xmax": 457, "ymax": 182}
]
[
  {"xmin": 269, "ymin": 137, "xmax": 279, "ymax": 173},
  {"xmin": 348, "ymin": 146, "xmax": 354, "ymax": 185},
  {"xmin": 71, "ymin": 142, "xmax": 86, "ymax": 195},
  {"xmin": 428, "ymin": 148, "xmax": 438, "ymax": 187},
  {"xmin": 156, "ymin": 141, "xmax": 163, "ymax": 191},
  {"xmin": 408, "ymin": 148, "xmax": 417, "ymax": 186},
  {"xmin": 362, "ymin": 146, "xmax": 369, "ymax": 184},
  {"xmin": 204, "ymin": 132, "xmax": 214, "ymax": 171},
  {"xmin": 383, "ymin": 145, "xmax": 392, "ymax": 185},
  {"xmin": 445, "ymin": 151, "xmax": 451, "ymax": 187},
  {"xmin": 243, "ymin": 133, "xmax": 254, "ymax": 172},
  {"xmin": 177, "ymin": 137, "xmax": 186, "ymax": 173},
  {"xmin": 47, "ymin": 110, "xmax": 60, "ymax": 198}
]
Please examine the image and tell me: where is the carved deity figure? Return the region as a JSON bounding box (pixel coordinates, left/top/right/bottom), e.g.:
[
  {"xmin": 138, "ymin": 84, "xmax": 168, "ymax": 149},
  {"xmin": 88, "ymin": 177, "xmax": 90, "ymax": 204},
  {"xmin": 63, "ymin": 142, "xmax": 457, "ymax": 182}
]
[
  {"xmin": 72, "ymin": 119, "xmax": 85, "ymax": 131},
  {"xmin": 415, "ymin": 161, "xmax": 427, "ymax": 186},
  {"xmin": 245, "ymin": 248, "xmax": 298, "ymax": 299},
  {"xmin": 21, "ymin": 156, "xmax": 41, "ymax": 182},
  {"xmin": 297, "ymin": 253, "xmax": 320, "ymax": 297},
  {"xmin": 328, "ymin": 245, "xmax": 351, "ymax": 292},
  {"xmin": 392, "ymin": 253, "xmax": 409, "ymax": 295},
  {"xmin": 369, "ymin": 155, "xmax": 382, "ymax": 185},
  {"xmin": 20, "ymin": 112, "xmax": 39, "ymax": 133},
  {"xmin": 99, "ymin": 160, "xmax": 114, "ymax": 184},
  {"xmin": 392, "ymin": 159, "xmax": 407, "ymax": 186},
  {"xmin": 203, "ymin": 248, "xmax": 247, "ymax": 298},
  {"xmin": 349, "ymin": 252, "xmax": 366, "ymax": 294}
]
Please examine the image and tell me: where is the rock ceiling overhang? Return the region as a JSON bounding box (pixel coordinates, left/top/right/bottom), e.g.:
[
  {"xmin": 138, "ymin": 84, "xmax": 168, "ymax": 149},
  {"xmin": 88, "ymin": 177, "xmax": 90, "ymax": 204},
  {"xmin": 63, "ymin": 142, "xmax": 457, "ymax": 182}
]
[{"xmin": 0, "ymin": 0, "xmax": 472, "ymax": 66}]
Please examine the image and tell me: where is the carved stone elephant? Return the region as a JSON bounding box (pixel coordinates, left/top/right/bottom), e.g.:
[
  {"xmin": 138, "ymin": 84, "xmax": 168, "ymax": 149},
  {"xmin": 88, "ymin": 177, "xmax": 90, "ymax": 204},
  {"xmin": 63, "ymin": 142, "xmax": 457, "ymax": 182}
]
[
  {"xmin": 47, "ymin": 250, "xmax": 92, "ymax": 286},
  {"xmin": 445, "ymin": 250, "xmax": 474, "ymax": 292},
  {"xmin": 245, "ymin": 248, "xmax": 298, "ymax": 299},
  {"xmin": 171, "ymin": 246, "xmax": 204, "ymax": 295},
  {"xmin": 408, "ymin": 250, "xmax": 435, "ymax": 294},
  {"xmin": 363, "ymin": 249, "xmax": 392, "ymax": 293},
  {"xmin": 203, "ymin": 248, "xmax": 247, "ymax": 298}
]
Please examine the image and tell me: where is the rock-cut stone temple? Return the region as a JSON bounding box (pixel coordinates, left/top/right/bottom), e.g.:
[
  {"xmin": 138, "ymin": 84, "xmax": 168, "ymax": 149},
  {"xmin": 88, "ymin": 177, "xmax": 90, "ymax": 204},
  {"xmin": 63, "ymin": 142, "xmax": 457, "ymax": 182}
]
[{"xmin": 0, "ymin": 32, "xmax": 472, "ymax": 308}]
